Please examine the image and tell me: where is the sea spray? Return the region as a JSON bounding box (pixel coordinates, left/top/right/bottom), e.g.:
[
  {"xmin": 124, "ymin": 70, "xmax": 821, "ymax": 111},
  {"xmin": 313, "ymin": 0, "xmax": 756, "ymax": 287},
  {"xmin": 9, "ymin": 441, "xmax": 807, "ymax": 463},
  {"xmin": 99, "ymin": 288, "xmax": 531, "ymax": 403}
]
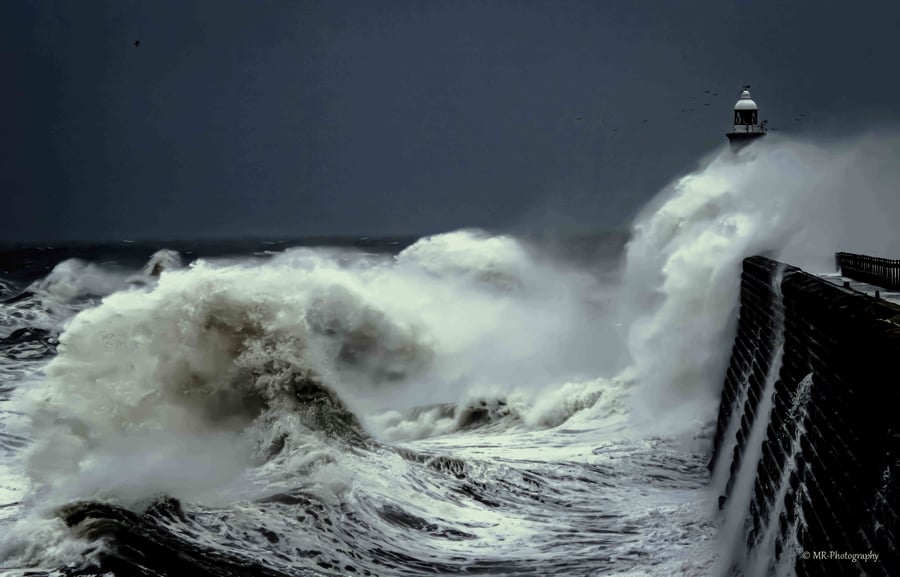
[
  {"xmin": 618, "ymin": 132, "xmax": 900, "ymax": 438},
  {"xmin": 713, "ymin": 263, "xmax": 786, "ymax": 576},
  {"xmin": 746, "ymin": 372, "xmax": 813, "ymax": 577},
  {"xmin": 8, "ymin": 231, "xmax": 615, "ymax": 509},
  {"xmin": 708, "ymin": 344, "xmax": 759, "ymax": 500}
]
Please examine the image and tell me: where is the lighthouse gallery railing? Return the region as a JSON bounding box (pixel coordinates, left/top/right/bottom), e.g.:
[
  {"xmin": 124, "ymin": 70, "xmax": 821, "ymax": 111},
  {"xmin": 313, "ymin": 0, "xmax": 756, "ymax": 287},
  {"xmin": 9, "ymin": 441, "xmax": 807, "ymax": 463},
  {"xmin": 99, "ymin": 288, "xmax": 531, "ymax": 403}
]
[{"xmin": 835, "ymin": 252, "xmax": 900, "ymax": 290}]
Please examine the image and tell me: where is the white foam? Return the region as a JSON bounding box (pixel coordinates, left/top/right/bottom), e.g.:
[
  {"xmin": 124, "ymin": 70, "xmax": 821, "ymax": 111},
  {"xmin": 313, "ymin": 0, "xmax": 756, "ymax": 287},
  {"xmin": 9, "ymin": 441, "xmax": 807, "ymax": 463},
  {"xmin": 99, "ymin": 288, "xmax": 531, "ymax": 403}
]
[
  {"xmin": 30, "ymin": 259, "xmax": 130, "ymax": 304},
  {"xmin": 617, "ymin": 132, "xmax": 900, "ymax": 436},
  {"xmin": 3, "ymin": 231, "xmax": 613, "ymax": 509}
]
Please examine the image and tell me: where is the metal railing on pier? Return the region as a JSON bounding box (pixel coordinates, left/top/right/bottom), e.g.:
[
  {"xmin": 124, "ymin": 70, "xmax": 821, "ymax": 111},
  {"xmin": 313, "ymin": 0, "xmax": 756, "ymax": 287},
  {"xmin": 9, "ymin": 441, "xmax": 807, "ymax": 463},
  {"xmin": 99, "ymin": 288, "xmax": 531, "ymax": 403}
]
[{"xmin": 835, "ymin": 252, "xmax": 900, "ymax": 290}]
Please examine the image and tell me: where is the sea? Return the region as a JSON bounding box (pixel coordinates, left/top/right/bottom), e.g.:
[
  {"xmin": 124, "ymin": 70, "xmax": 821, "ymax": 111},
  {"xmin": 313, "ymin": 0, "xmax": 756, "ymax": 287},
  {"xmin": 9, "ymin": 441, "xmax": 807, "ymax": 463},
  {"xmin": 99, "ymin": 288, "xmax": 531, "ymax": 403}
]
[{"xmin": 0, "ymin": 134, "xmax": 897, "ymax": 576}]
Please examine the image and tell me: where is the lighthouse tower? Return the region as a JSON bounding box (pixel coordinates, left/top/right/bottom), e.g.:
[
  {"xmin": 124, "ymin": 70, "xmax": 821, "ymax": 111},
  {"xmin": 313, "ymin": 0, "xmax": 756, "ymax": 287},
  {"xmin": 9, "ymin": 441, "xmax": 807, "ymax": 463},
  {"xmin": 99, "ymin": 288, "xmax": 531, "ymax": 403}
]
[{"xmin": 726, "ymin": 85, "xmax": 766, "ymax": 151}]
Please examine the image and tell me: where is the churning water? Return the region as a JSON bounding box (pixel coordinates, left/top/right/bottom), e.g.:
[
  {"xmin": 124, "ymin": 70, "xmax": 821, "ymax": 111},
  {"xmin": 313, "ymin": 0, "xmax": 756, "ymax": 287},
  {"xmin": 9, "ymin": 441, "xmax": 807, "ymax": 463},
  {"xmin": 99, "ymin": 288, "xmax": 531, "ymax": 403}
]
[{"xmin": 1, "ymin": 132, "xmax": 899, "ymax": 576}]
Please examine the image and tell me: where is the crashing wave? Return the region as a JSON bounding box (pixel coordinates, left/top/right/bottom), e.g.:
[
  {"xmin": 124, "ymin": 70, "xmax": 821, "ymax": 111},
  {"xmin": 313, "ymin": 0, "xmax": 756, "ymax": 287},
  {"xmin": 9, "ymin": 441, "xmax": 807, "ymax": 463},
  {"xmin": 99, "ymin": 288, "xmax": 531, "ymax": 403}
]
[
  {"xmin": 13, "ymin": 258, "xmax": 436, "ymax": 508},
  {"xmin": 28, "ymin": 259, "xmax": 130, "ymax": 304},
  {"xmin": 126, "ymin": 249, "xmax": 184, "ymax": 287},
  {"xmin": 304, "ymin": 283, "xmax": 432, "ymax": 383},
  {"xmin": 369, "ymin": 379, "xmax": 610, "ymax": 442},
  {"xmin": 3, "ymin": 229, "xmax": 625, "ymax": 571},
  {"xmin": 144, "ymin": 249, "xmax": 183, "ymax": 278},
  {"xmin": 395, "ymin": 229, "xmax": 532, "ymax": 291}
]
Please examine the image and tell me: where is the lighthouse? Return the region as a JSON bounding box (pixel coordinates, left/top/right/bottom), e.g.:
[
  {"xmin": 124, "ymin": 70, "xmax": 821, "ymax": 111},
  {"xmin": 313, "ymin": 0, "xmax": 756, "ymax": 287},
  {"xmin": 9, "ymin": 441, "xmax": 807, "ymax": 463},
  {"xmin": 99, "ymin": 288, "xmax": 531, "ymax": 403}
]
[{"xmin": 726, "ymin": 85, "xmax": 766, "ymax": 151}]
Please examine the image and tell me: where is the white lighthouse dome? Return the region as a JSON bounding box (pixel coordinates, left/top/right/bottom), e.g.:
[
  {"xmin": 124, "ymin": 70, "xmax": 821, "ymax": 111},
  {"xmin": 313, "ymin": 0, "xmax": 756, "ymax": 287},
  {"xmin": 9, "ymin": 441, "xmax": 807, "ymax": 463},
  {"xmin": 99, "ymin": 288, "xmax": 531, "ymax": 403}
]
[{"xmin": 734, "ymin": 89, "xmax": 758, "ymax": 111}]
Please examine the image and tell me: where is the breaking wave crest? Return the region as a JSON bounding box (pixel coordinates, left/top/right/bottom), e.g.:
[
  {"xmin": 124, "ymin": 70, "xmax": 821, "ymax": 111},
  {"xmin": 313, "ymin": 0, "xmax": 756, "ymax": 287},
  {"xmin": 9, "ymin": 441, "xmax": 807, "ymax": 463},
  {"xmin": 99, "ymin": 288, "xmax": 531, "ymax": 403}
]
[
  {"xmin": 370, "ymin": 379, "xmax": 613, "ymax": 442},
  {"xmin": 8, "ymin": 231, "xmax": 613, "ymax": 510},
  {"xmin": 0, "ymin": 249, "xmax": 184, "ymax": 339}
]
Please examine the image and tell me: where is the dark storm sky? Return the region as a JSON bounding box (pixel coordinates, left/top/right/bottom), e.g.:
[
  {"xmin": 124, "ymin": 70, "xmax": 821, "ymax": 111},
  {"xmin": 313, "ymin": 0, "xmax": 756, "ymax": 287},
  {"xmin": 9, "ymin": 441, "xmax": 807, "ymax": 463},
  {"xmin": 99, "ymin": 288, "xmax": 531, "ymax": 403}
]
[{"xmin": 3, "ymin": 1, "xmax": 899, "ymax": 241}]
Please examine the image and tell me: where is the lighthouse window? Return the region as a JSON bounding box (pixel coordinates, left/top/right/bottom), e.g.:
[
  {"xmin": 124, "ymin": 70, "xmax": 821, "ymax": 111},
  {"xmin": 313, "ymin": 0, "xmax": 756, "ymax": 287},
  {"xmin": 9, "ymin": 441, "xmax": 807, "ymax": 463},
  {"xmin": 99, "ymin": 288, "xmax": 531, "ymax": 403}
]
[{"xmin": 734, "ymin": 110, "xmax": 757, "ymax": 125}]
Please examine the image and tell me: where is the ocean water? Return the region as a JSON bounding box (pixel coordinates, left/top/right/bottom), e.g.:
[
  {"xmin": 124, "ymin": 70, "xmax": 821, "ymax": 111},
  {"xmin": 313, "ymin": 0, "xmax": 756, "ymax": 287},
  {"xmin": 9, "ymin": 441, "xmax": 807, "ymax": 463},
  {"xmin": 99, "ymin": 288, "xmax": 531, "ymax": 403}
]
[{"xmin": 1, "ymin": 133, "xmax": 899, "ymax": 576}]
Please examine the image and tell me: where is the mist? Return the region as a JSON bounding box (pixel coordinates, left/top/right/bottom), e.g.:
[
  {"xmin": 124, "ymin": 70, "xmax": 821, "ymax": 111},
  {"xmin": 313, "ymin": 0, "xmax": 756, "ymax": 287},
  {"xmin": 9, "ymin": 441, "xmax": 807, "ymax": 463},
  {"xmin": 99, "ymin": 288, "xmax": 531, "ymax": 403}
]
[{"xmin": 616, "ymin": 130, "xmax": 900, "ymax": 435}]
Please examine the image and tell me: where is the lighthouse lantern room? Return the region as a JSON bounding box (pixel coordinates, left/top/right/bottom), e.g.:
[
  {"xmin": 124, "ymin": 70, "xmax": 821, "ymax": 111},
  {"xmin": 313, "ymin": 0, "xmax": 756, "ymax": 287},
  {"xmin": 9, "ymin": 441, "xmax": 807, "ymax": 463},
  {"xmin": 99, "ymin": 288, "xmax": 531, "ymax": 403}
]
[{"xmin": 726, "ymin": 85, "xmax": 767, "ymax": 151}]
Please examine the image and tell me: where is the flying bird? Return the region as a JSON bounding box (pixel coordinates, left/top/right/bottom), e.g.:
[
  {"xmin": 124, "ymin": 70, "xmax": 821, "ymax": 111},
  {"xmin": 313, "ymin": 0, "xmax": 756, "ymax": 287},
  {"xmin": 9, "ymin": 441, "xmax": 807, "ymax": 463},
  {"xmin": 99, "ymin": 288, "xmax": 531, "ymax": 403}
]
[{"xmin": 134, "ymin": 40, "xmax": 140, "ymax": 47}]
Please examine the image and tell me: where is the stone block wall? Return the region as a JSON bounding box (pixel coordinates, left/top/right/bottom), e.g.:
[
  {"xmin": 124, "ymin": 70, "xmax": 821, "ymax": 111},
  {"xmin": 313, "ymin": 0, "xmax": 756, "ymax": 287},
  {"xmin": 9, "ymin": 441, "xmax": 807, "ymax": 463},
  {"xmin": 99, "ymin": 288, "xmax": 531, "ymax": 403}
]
[{"xmin": 711, "ymin": 256, "xmax": 899, "ymax": 576}]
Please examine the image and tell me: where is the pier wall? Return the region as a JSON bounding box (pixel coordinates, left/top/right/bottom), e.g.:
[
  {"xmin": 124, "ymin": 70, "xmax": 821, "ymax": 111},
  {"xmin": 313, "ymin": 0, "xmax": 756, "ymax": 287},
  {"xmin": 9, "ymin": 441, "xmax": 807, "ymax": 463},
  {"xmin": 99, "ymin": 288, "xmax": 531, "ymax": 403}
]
[{"xmin": 711, "ymin": 256, "xmax": 899, "ymax": 576}]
